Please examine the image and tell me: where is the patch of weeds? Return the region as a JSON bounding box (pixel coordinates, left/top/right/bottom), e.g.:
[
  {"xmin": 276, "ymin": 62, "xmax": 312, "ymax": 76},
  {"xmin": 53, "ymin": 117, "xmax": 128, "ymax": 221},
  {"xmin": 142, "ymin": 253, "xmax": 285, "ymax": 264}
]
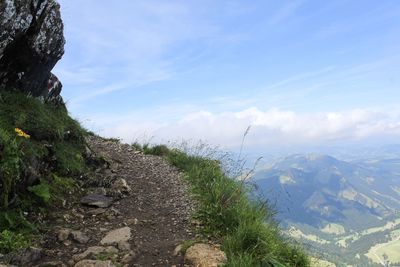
[
  {"xmin": 53, "ymin": 141, "xmax": 86, "ymax": 176},
  {"xmin": 26, "ymin": 175, "xmax": 77, "ymax": 206},
  {"xmin": 0, "ymin": 230, "xmax": 31, "ymax": 254},
  {"xmin": 49, "ymin": 175, "xmax": 77, "ymax": 197},
  {"xmin": 131, "ymin": 142, "xmax": 143, "ymax": 151},
  {"xmin": 0, "ymin": 210, "xmax": 35, "ymax": 232},
  {"xmin": 132, "ymin": 142, "xmax": 171, "ymax": 156},
  {"xmin": 138, "ymin": 143, "xmax": 310, "ymax": 267},
  {"xmin": 101, "ymin": 137, "xmax": 121, "ymax": 142},
  {"xmin": 28, "ymin": 181, "xmax": 51, "ymax": 203},
  {"xmin": 95, "ymin": 251, "xmax": 121, "ymax": 265},
  {"xmin": 0, "ymin": 129, "xmax": 21, "ymax": 208}
]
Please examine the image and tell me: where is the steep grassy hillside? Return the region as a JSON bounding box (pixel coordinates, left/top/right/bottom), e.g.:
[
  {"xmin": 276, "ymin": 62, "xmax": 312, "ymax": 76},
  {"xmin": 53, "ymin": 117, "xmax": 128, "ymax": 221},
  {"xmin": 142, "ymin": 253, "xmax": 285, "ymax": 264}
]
[
  {"xmin": 0, "ymin": 91, "xmax": 88, "ymax": 253},
  {"xmin": 253, "ymin": 154, "xmax": 400, "ymax": 266}
]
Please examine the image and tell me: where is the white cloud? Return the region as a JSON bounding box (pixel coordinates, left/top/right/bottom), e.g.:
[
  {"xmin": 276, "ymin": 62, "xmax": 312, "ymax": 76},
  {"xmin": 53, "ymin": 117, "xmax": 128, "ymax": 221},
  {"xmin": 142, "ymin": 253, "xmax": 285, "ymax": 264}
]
[{"xmin": 88, "ymin": 107, "xmax": 400, "ymax": 149}]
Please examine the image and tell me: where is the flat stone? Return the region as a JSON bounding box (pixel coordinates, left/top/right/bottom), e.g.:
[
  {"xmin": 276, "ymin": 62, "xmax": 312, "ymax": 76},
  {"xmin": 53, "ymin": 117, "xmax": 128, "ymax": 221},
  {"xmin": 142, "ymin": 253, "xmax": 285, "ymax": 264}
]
[
  {"xmin": 185, "ymin": 243, "xmax": 227, "ymax": 267},
  {"xmin": 87, "ymin": 208, "xmax": 106, "ymax": 215},
  {"xmin": 80, "ymin": 194, "xmax": 113, "ymax": 208},
  {"xmin": 74, "ymin": 260, "xmax": 115, "ymax": 267},
  {"xmin": 36, "ymin": 261, "xmax": 67, "ymax": 267},
  {"xmin": 57, "ymin": 228, "xmax": 71, "ymax": 241},
  {"xmin": 100, "ymin": 227, "xmax": 131, "ymax": 245},
  {"xmin": 117, "ymin": 241, "xmax": 131, "ymax": 251},
  {"xmin": 71, "ymin": 230, "xmax": 90, "ymax": 244},
  {"xmin": 72, "ymin": 246, "xmax": 118, "ymax": 262},
  {"xmin": 10, "ymin": 247, "xmax": 43, "ymax": 266}
]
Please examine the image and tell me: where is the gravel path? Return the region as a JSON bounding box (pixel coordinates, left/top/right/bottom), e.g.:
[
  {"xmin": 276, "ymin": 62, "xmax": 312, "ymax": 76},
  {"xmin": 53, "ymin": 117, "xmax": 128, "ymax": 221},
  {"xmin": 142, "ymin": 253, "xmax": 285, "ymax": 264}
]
[{"xmin": 36, "ymin": 136, "xmax": 196, "ymax": 267}]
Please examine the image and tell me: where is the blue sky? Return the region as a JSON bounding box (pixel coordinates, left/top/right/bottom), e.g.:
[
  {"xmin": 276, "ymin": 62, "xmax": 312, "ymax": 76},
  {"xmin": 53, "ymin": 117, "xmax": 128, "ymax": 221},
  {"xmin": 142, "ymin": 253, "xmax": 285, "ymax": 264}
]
[{"xmin": 55, "ymin": 0, "xmax": 400, "ymax": 151}]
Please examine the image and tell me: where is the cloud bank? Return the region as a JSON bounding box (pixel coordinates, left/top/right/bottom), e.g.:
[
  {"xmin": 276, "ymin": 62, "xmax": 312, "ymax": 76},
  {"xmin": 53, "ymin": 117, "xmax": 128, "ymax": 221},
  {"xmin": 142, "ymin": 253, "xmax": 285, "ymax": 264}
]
[{"xmin": 92, "ymin": 107, "xmax": 400, "ymax": 149}]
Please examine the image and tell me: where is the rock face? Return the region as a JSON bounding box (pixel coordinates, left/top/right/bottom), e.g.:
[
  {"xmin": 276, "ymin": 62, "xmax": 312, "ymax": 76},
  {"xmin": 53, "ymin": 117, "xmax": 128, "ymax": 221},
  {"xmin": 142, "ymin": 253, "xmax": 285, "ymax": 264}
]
[{"xmin": 0, "ymin": 0, "xmax": 65, "ymax": 102}]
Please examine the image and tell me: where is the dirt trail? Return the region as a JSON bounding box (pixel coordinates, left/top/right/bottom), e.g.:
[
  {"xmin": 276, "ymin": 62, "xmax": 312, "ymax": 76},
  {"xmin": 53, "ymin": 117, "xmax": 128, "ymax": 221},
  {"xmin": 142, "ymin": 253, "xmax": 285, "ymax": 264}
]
[{"xmin": 37, "ymin": 136, "xmax": 196, "ymax": 267}]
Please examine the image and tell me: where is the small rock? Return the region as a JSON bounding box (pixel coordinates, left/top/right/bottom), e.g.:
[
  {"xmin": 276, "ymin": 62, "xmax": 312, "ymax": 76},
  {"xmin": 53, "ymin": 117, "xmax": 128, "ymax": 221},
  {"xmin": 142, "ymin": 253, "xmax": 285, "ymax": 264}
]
[
  {"xmin": 111, "ymin": 178, "xmax": 131, "ymax": 193},
  {"xmin": 184, "ymin": 243, "xmax": 227, "ymax": 267},
  {"xmin": 10, "ymin": 247, "xmax": 43, "ymax": 266},
  {"xmin": 71, "ymin": 231, "xmax": 90, "ymax": 244},
  {"xmin": 121, "ymin": 251, "xmax": 137, "ymax": 264},
  {"xmin": 57, "ymin": 228, "xmax": 71, "ymax": 241},
  {"xmin": 100, "ymin": 227, "xmax": 131, "ymax": 245},
  {"xmin": 173, "ymin": 244, "xmax": 182, "ymax": 256},
  {"xmin": 93, "ymin": 187, "xmax": 107, "ymax": 195},
  {"xmin": 75, "ymin": 213, "xmax": 85, "ymax": 220},
  {"xmin": 117, "ymin": 241, "xmax": 131, "ymax": 251},
  {"xmin": 126, "ymin": 218, "xmax": 139, "ymax": 225},
  {"xmin": 88, "ymin": 208, "xmax": 106, "ymax": 215},
  {"xmin": 72, "ymin": 246, "xmax": 118, "ymax": 262},
  {"xmin": 74, "ymin": 260, "xmax": 115, "ymax": 267},
  {"xmin": 36, "ymin": 261, "xmax": 67, "ymax": 267},
  {"xmin": 81, "ymin": 194, "xmax": 113, "ymax": 208}
]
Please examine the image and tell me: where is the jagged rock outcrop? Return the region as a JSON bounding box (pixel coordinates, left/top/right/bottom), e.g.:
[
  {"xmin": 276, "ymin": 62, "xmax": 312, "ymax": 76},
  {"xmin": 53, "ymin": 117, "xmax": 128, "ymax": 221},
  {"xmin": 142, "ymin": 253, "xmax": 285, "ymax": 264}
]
[{"xmin": 0, "ymin": 0, "xmax": 65, "ymax": 102}]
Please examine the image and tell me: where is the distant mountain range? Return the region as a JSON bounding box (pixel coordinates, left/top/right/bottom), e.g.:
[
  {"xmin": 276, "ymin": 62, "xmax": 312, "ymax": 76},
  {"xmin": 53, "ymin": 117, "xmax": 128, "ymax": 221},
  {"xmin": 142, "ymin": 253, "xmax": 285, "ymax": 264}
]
[{"xmin": 252, "ymin": 153, "xmax": 400, "ymax": 266}]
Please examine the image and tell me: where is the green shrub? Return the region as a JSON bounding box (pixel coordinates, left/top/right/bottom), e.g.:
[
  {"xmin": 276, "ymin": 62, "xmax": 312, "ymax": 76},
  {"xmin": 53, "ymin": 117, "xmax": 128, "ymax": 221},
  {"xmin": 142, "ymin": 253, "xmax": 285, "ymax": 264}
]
[
  {"xmin": 0, "ymin": 210, "xmax": 35, "ymax": 232},
  {"xmin": 0, "ymin": 230, "xmax": 31, "ymax": 254},
  {"xmin": 28, "ymin": 182, "xmax": 51, "ymax": 203},
  {"xmin": 132, "ymin": 142, "xmax": 170, "ymax": 156}
]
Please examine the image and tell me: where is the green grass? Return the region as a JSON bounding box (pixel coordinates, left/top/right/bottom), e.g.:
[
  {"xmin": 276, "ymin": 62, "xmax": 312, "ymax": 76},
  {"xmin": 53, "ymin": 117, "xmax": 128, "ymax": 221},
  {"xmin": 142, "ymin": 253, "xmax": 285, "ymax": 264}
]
[
  {"xmin": 134, "ymin": 143, "xmax": 310, "ymax": 267},
  {"xmin": 0, "ymin": 230, "xmax": 31, "ymax": 254},
  {"xmin": 0, "ymin": 91, "xmax": 88, "ymax": 253},
  {"xmin": 0, "ymin": 91, "xmax": 87, "ymax": 208}
]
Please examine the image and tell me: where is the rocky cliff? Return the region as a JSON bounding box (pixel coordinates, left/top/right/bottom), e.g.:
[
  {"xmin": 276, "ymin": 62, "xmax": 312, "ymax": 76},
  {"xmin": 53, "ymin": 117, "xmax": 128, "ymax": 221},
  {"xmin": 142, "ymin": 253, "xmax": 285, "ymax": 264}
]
[{"xmin": 0, "ymin": 0, "xmax": 64, "ymax": 103}]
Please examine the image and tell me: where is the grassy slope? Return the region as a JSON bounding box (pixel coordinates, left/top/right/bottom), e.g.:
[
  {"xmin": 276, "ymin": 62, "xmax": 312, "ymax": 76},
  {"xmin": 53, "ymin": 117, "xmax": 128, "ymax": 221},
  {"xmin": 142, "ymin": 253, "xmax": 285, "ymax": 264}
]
[
  {"xmin": 135, "ymin": 144, "xmax": 310, "ymax": 267},
  {"xmin": 0, "ymin": 92, "xmax": 87, "ymax": 254}
]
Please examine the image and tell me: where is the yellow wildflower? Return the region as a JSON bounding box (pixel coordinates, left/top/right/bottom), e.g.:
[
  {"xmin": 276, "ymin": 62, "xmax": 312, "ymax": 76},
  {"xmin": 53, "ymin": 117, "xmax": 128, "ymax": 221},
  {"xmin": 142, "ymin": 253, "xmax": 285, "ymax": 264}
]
[{"xmin": 14, "ymin": 128, "xmax": 30, "ymax": 139}]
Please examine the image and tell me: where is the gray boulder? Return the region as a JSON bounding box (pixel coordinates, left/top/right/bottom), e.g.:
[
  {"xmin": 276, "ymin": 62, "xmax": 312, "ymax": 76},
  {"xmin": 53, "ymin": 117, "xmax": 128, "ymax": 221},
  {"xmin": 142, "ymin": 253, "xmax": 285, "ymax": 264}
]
[{"xmin": 0, "ymin": 0, "xmax": 65, "ymax": 102}]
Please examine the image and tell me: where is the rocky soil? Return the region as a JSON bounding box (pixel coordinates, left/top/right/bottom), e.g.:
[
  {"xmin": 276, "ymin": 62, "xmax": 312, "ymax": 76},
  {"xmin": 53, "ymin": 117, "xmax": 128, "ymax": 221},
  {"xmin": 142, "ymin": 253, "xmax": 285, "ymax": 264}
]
[{"xmin": 1, "ymin": 136, "xmax": 213, "ymax": 267}]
